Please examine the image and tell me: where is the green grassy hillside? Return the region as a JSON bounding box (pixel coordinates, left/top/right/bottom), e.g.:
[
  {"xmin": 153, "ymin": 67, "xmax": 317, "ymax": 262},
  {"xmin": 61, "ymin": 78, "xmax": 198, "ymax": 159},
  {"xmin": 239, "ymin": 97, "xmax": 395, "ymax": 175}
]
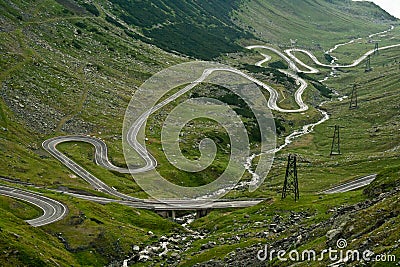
[
  {"xmin": 0, "ymin": 0, "xmax": 185, "ymax": 265},
  {"xmin": 102, "ymin": 0, "xmax": 251, "ymax": 59},
  {"xmin": 235, "ymin": 0, "xmax": 396, "ymax": 49},
  {"xmin": 175, "ymin": 44, "xmax": 400, "ymax": 267},
  {"xmin": 0, "ymin": 0, "xmax": 399, "ymax": 266},
  {"xmin": 84, "ymin": 0, "xmax": 396, "ymax": 59}
]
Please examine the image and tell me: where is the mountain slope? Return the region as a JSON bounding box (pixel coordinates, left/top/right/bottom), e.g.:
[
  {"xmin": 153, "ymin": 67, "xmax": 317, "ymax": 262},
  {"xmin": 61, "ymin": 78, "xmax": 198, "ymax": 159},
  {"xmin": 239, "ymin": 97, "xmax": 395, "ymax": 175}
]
[
  {"xmin": 0, "ymin": 1, "xmax": 184, "ymax": 265},
  {"xmin": 103, "ymin": 0, "xmax": 251, "ymax": 59},
  {"xmin": 0, "ymin": 0, "xmax": 399, "ymax": 266},
  {"xmin": 234, "ymin": 0, "xmax": 397, "ymax": 48},
  {"xmin": 94, "ymin": 0, "xmax": 396, "ymax": 59}
]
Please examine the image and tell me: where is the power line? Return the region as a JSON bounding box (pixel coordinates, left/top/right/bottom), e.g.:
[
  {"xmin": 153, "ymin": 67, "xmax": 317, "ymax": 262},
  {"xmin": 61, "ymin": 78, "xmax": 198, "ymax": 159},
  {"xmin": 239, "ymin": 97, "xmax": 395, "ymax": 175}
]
[
  {"xmin": 329, "ymin": 125, "xmax": 344, "ymax": 156},
  {"xmin": 282, "ymin": 154, "xmax": 299, "ymax": 201},
  {"xmin": 349, "ymin": 84, "xmax": 358, "ymax": 109}
]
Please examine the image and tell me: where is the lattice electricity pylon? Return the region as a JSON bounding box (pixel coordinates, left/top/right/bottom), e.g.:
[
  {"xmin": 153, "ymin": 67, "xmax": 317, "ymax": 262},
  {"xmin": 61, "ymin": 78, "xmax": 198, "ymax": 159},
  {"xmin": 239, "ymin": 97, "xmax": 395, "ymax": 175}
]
[
  {"xmin": 349, "ymin": 84, "xmax": 358, "ymax": 109},
  {"xmin": 374, "ymin": 43, "xmax": 379, "ymax": 55},
  {"xmin": 290, "ymin": 38, "xmax": 297, "ymax": 48},
  {"xmin": 329, "ymin": 125, "xmax": 343, "ymax": 156},
  {"xmin": 365, "ymin": 55, "xmax": 372, "ymax": 72},
  {"xmin": 282, "ymin": 154, "xmax": 299, "ymax": 201}
]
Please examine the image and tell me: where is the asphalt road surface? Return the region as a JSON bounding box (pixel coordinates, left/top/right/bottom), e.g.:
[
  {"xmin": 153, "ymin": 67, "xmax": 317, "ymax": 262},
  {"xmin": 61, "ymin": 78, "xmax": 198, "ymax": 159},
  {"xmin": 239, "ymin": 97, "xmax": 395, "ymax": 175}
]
[
  {"xmin": 43, "ymin": 137, "xmax": 140, "ymax": 201},
  {"xmin": 2, "ymin": 29, "xmax": 397, "ymax": 225},
  {"xmin": 42, "ymin": 39, "xmax": 398, "ymax": 210},
  {"xmin": 0, "ymin": 185, "xmax": 68, "ymax": 227},
  {"xmin": 42, "ymin": 136, "xmax": 264, "ymax": 208},
  {"xmin": 323, "ymin": 174, "xmax": 377, "ymax": 194}
]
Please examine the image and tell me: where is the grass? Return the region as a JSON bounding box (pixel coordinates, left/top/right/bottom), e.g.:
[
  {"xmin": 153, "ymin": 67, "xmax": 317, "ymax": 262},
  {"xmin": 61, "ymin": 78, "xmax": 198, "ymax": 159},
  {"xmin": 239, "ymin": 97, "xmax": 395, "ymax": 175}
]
[
  {"xmin": 170, "ymin": 31, "xmax": 400, "ymax": 266},
  {"xmin": 0, "ymin": 208, "xmax": 79, "ymax": 266},
  {"xmin": 0, "ymin": 196, "xmax": 42, "ymax": 220},
  {"xmin": 329, "ymin": 24, "xmax": 400, "ymax": 64},
  {"xmin": 364, "ymin": 165, "xmax": 400, "ymax": 197},
  {"xmin": 236, "ymin": 0, "xmax": 396, "ymax": 50},
  {"xmin": 0, "ymin": 0, "xmax": 399, "ymax": 266},
  {"xmin": 0, "ymin": 188, "xmax": 181, "ymax": 266}
]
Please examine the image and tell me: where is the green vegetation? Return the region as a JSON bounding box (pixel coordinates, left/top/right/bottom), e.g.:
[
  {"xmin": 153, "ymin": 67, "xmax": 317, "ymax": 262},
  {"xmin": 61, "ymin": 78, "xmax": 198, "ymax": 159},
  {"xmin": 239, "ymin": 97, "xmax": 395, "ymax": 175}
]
[
  {"xmin": 81, "ymin": 3, "xmax": 100, "ymax": 16},
  {"xmin": 0, "ymin": 196, "xmax": 42, "ymax": 220},
  {"xmin": 298, "ymin": 72, "xmax": 333, "ymax": 98},
  {"xmin": 364, "ymin": 165, "xmax": 400, "ymax": 198},
  {"xmin": 324, "ymin": 53, "xmax": 334, "ymax": 63},
  {"xmin": 0, "ymin": 207, "xmax": 79, "ymax": 266},
  {"xmin": 179, "ymin": 39, "xmax": 400, "ymax": 267},
  {"xmin": 105, "ymin": 0, "xmax": 251, "ymax": 59},
  {"xmin": 311, "ymin": 81, "xmax": 332, "ymax": 98},
  {"xmin": 0, "ymin": 0, "xmax": 399, "ymax": 266},
  {"xmin": 0, "ymin": 191, "xmax": 179, "ymax": 266},
  {"xmin": 236, "ymin": 0, "xmax": 396, "ymax": 51},
  {"xmin": 268, "ymin": 60, "xmax": 288, "ymax": 69}
]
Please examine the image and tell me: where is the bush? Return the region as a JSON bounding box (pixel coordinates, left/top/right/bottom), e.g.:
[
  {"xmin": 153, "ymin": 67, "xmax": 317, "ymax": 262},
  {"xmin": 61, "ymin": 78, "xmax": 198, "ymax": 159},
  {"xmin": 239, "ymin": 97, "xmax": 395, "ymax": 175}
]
[
  {"xmin": 268, "ymin": 60, "xmax": 288, "ymax": 69},
  {"xmin": 82, "ymin": 3, "xmax": 100, "ymax": 16},
  {"xmin": 106, "ymin": 16, "xmax": 126, "ymax": 29},
  {"xmin": 324, "ymin": 53, "xmax": 334, "ymax": 63},
  {"xmin": 75, "ymin": 21, "xmax": 87, "ymax": 28},
  {"xmin": 311, "ymin": 81, "xmax": 332, "ymax": 98},
  {"xmin": 72, "ymin": 39, "xmax": 82, "ymax": 49}
]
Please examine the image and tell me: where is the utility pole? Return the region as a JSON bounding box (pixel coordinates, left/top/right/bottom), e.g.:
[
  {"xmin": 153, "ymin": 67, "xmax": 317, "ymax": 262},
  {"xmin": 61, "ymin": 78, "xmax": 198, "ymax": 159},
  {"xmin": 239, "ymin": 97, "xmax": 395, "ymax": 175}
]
[
  {"xmin": 365, "ymin": 55, "xmax": 371, "ymax": 72},
  {"xmin": 290, "ymin": 39, "xmax": 297, "ymax": 49},
  {"xmin": 282, "ymin": 154, "xmax": 299, "ymax": 201},
  {"xmin": 374, "ymin": 43, "xmax": 379, "ymax": 55},
  {"xmin": 349, "ymin": 84, "xmax": 358, "ymax": 109},
  {"xmin": 329, "ymin": 125, "xmax": 343, "ymax": 155}
]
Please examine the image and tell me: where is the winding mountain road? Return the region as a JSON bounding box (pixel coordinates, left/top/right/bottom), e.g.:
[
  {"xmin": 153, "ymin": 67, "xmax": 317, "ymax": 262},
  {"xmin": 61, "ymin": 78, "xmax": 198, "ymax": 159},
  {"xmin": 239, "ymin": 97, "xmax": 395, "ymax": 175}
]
[
  {"xmin": 248, "ymin": 43, "xmax": 400, "ymax": 73},
  {"xmin": 41, "ymin": 37, "xmax": 399, "ymax": 209},
  {"xmin": 43, "ymin": 136, "xmax": 140, "ymax": 201},
  {"xmin": 0, "ymin": 185, "xmax": 68, "ymax": 227},
  {"xmin": 285, "ymin": 44, "xmax": 400, "ymax": 70},
  {"xmin": 42, "ymin": 136, "xmax": 264, "ymax": 207},
  {"xmin": 2, "ymin": 28, "xmax": 398, "ymax": 225}
]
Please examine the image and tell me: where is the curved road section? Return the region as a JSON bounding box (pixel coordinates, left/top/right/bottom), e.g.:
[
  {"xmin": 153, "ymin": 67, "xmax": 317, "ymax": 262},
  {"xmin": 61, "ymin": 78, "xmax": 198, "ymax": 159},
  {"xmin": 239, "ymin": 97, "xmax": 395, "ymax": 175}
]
[
  {"xmin": 125, "ymin": 42, "xmax": 400, "ymax": 175},
  {"xmin": 0, "ymin": 185, "xmax": 68, "ymax": 227},
  {"xmin": 248, "ymin": 44, "xmax": 400, "ymax": 73},
  {"xmin": 42, "ymin": 41, "xmax": 399, "ymax": 204},
  {"xmin": 43, "ymin": 137, "xmax": 140, "ymax": 201},
  {"xmin": 285, "ymin": 44, "xmax": 400, "ymax": 70},
  {"xmin": 38, "ymin": 37, "xmax": 398, "ymax": 211},
  {"xmin": 42, "ymin": 136, "xmax": 263, "ymax": 208},
  {"xmin": 322, "ymin": 174, "xmax": 377, "ymax": 194}
]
